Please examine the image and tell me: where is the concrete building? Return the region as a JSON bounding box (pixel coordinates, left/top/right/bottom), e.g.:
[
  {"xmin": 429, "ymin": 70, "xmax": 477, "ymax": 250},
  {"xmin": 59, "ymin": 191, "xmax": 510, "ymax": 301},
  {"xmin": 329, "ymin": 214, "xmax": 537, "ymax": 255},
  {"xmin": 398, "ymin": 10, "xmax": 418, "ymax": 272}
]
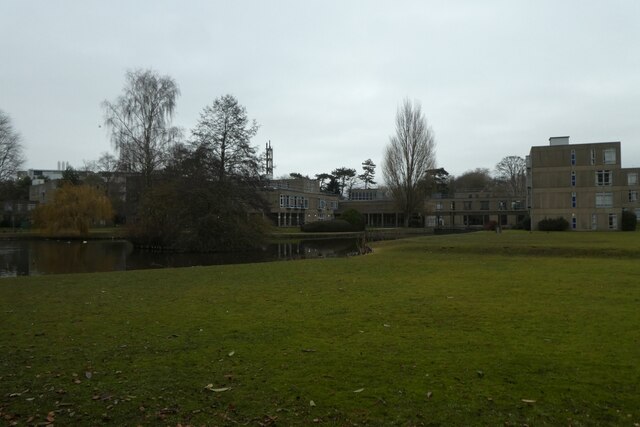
[
  {"xmin": 264, "ymin": 177, "xmax": 340, "ymax": 227},
  {"xmin": 527, "ymin": 136, "xmax": 640, "ymax": 230},
  {"xmin": 341, "ymin": 187, "xmax": 527, "ymax": 229}
]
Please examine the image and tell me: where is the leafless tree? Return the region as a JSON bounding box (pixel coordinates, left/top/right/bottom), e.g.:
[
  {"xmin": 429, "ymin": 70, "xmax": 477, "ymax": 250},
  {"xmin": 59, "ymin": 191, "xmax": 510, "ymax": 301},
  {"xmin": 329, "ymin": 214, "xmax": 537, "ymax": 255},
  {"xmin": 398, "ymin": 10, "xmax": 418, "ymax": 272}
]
[
  {"xmin": 0, "ymin": 110, "xmax": 25, "ymax": 181},
  {"xmin": 102, "ymin": 69, "xmax": 181, "ymax": 189},
  {"xmin": 383, "ymin": 99, "xmax": 436, "ymax": 226},
  {"xmin": 190, "ymin": 95, "xmax": 260, "ymax": 181},
  {"xmin": 495, "ymin": 155, "xmax": 526, "ymax": 196}
]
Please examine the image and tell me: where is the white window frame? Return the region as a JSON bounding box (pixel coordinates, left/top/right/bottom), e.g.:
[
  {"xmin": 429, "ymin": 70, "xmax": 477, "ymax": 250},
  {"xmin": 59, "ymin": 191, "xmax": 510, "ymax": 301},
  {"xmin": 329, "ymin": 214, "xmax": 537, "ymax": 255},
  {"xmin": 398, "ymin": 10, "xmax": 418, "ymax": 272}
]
[
  {"xmin": 628, "ymin": 173, "xmax": 638, "ymax": 186},
  {"xmin": 608, "ymin": 213, "xmax": 617, "ymax": 229},
  {"xmin": 595, "ymin": 192, "xmax": 613, "ymax": 208},
  {"xmin": 570, "ymin": 149, "xmax": 576, "ymax": 166},
  {"xmin": 603, "ymin": 148, "xmax": 616, "ymax": 165},
  {"xmin": 571, "ymin": 192, "xmax": 577, "ymax": 208},
  {"xmin": 595, "ymin": 170, "xmax": 612, "ymax": 186},
  {"xmin": 629, "ymin": 190, "xmax": 638, "ymax": 202}
]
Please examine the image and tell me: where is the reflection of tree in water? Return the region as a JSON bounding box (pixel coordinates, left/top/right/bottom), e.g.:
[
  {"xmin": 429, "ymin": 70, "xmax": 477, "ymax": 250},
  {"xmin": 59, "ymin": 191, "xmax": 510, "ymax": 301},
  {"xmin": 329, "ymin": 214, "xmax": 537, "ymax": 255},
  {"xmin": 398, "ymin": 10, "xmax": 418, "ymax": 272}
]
[
  {"xmin": 0, "ymin": 238, "xmax": 364, "ymax": 277},
  {"xmin": 28, "ymin": 240, "xmax": 131, "ymax": 275}
]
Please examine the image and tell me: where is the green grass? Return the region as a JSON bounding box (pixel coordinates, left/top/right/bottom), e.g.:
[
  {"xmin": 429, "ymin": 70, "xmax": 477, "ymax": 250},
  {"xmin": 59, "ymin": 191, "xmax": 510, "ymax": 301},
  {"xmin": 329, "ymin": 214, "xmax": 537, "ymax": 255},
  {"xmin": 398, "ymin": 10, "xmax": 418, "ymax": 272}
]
[{"xmin": 1, "ymin": 231, "xmax": 639, "ymax": 425}]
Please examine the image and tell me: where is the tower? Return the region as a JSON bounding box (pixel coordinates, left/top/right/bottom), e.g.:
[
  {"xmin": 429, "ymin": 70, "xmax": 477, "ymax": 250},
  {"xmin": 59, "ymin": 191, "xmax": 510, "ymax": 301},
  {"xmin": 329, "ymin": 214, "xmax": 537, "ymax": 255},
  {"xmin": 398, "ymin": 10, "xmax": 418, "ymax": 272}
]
[{"xmin": 265, "ymin": 140, "xmax": 273, "ymax": 180}]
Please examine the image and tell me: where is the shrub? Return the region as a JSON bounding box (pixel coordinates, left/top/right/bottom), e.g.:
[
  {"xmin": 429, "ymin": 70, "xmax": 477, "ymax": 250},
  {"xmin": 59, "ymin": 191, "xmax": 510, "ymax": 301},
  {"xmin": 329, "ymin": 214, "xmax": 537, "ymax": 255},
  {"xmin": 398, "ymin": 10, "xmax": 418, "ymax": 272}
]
[
  {"xmin": 339, "ymin": 209, "xmax": 365, "ymax": 231},
  {"xmin": 538, "ymin": 217, "xmax": 569, "ymax": 231},
  {"xmin": 301, "ymin": 219, "xmax": 360, "ymax": 233},
  {"xmin": 513, "ymin": 214, "xmax": 531, "ymax": 230},
  {"xmin": 621, "ymin": 210, "xmax": 637, "ymax": 231},
  {"xmin": 484, "ymin": 220, "xmax": 498, "ymax": 231}
]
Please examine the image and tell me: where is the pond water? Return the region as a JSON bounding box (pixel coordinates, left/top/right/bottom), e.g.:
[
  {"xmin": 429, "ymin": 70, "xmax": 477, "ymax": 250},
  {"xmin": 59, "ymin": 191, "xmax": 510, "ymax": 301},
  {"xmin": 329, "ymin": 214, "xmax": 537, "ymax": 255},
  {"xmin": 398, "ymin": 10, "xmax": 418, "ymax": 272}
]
[{"xmin": 0, "ymin": 238, "xmax": 363, "ymax": 277}]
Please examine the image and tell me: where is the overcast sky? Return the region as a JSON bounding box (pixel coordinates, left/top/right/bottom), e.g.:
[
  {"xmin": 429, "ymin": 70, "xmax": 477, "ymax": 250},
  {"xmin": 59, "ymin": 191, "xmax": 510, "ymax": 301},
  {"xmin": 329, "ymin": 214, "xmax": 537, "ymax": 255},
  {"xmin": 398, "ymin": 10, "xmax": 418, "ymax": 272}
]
[{"xmin": 2, "ymin": 1, "xmax": 640, "ymax": 179}]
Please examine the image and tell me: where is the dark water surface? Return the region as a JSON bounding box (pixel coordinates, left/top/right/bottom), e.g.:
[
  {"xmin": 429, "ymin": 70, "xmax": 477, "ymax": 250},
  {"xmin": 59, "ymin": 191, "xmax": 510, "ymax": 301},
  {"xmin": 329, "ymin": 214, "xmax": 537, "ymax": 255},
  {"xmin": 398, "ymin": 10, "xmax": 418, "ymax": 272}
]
[{"xmin": 0, "ymin": 238, "xmax": 361, "ymax": 277}]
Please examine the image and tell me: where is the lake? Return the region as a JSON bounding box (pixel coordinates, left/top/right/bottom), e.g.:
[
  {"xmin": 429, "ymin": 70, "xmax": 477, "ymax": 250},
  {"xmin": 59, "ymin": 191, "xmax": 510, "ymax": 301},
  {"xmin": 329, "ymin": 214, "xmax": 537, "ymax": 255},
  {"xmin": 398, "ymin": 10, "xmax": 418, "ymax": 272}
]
[{"xmin": 0, "ymin": 238, "xmax": 363, "ymax": 277}]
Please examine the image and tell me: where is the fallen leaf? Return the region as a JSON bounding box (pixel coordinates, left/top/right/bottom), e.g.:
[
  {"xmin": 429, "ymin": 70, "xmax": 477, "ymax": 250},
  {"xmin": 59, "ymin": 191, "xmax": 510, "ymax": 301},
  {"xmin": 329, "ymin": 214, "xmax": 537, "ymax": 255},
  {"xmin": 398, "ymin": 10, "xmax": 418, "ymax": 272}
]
[
  {"xmin": 427, "ymin": 391, "xmax": 432, "ymax": 399},
  {"xmin": 521, "ymin": 399, "xmax": 536, "ymax": 404},
  {"xmin": 301, "ymin": 349, "xmax": 316, "ymax": 353},
  {"xmin": 353, "ymin": 388, "xmax": 365, "ymax": 393},
  {"xmin": 383, "ymin": 324, "xmax": 390, "ymax": 328},
  {"xmin": 85, "ymin": 371, "xmax": 92, "ymax": 379},
  {"xmin": 228, "ymin": 351, "xmax": 235, "ymax": 357},
  {"xmin": 476, "ymin": 370, "xmax": 484, "ymax": 378},
  {"xmin": 204, "ymin": 384, "xmax": 231, "ymax": 392},
  {"xmin": 46, "ymin": 411, "xmax": 55, "ymax": 422}
]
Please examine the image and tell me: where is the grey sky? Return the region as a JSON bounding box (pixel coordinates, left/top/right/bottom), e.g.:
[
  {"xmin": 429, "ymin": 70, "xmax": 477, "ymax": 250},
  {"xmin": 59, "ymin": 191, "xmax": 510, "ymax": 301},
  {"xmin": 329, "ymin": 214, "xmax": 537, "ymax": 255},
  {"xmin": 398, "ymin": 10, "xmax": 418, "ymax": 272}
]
[{"xmin": 2, "ymin": 1, "xmax": 639, "ymax": 179}]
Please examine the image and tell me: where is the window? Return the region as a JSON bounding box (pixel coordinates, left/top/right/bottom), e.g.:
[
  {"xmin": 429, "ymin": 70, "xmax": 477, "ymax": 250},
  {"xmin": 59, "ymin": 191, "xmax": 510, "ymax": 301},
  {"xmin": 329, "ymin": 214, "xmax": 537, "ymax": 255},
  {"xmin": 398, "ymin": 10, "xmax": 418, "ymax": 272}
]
[
  {"xmin": 463, "ymin": 201, "xmax": 472, "ymax": 210},
  {"xmin": 304, "ymin": 198, "xmax": 309, "ymax": 209},
  {"xmin": 279, "ymin": 194, "xmax": 286, "ymax": 208},
  {"xmin": 435, "ymin": 202, "xmax": 443, "ymax": 211},
  {"xmin": 571, "ymin": 217, "xmax": 577, "ymax": 230},
  {"xmin": 629, "ymin": 190, "xmax": 638, "ymax": 202},
  {"xmin": 450, "ymin": 201, "xmax": 456, "ymax": 210},
  {"xmin": 595, "ymin": 170, "xmax": 612, "ymax": 186},
  {"xmin": 480, "ymin": 201, "xmax": 490, "ymax": 210},
  {"xmin": 571, "ymin": 192, "xmax": 577, "ymax": 208},
  {"xmin": 330, "ymin": 201, "xmax": 338, "ymax": 210},
  {"xmin": 636, "ymin": 208, "xmax": 640, "ymax": 220},
  {"xmin": 498, "ymin": 201, "xmax": 506, "ymax": 210},
  {"xmin": 628, "ymin": 173, "xmax": 638, "ymax": 186},
  {"xmin": 570, "ymin": 149, "xmax": 576, "ymax": 166},
  {"xmin": 511, "ymin": 200, "xmax": 523, "ymax": 210},
  {"xmin": 591, "ymin": 213, "xmax": 598, "ymax": 230},
  {"xmin": 603, "ymin": 148, "xmax": 616, "ymax": 165},
  {"xmin": 595, "ymin": 192, "xmax": 613, "ymax": 208},
  {"xmin": 608, "ymin": 213, "xmax": 617, "ymax": 229},
  {"xmin": 571, "ymin": 171, "xmax": 576, "ymax": 186},
  {"xmin": 590, "ymin": 149, "xmax": 596, "ymax": 165},
  {"xmin": 319, "ymin": 199, "xmax": 326, "ymax": 209}
]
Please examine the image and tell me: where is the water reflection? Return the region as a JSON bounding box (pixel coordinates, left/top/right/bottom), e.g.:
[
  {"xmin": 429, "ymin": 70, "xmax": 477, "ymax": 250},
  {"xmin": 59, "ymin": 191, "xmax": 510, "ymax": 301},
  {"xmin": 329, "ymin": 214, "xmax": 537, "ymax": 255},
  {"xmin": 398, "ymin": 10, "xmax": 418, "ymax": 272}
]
[{"xmin": 0, "ymin": 238, "xmax": 361, "ymax": 277}]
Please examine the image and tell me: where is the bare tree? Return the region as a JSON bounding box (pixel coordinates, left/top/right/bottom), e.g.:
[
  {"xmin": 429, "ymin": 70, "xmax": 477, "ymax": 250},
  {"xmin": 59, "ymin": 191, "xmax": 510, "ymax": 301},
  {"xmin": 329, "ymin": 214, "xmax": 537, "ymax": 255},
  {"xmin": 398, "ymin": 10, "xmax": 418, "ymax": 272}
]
[
  {"xmin": 495, "ymin": 155, "xmax": 526, "ymax": 196},
  {"xmin": 382, "ymin": 99, "xmax": 436, "ymax": 226},
  {"xmin": 450, "ymin": 168, "xmax": 493, "ymax": 192},
  {"xmin": 190, "ymin": 94, "xmax": 260, "ymax": 181},
  {"xmin": 0, "ymin": 110, "xmax": 25, "ymax": 181},
  {"xmin": 102, "ymin": 69, "xmax": 181, "ymax": 189}
]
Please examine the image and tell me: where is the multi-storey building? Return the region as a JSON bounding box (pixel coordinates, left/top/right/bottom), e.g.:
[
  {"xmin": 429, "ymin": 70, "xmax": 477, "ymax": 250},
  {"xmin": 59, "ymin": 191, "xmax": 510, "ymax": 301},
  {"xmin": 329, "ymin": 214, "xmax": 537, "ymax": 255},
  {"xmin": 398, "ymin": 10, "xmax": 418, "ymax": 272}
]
[
  {"xmin": 527, "ymin": 136, "xmax": 640, "ymax": 230},
  {"xmin": 264, "ymin": 177, "xmax": 340, "ymax": 227},
  {"xmin": 341, "ymin": 188, "xmax": 527, "ymax": 229}
]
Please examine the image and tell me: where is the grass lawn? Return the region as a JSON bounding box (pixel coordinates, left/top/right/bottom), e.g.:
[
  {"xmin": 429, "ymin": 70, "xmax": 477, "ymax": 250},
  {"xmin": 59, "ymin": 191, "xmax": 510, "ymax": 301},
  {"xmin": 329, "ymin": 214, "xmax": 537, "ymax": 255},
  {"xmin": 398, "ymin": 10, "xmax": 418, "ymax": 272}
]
[{"xmin": 1, "ymin": 231, "xmax": 639, "ymax": 425}]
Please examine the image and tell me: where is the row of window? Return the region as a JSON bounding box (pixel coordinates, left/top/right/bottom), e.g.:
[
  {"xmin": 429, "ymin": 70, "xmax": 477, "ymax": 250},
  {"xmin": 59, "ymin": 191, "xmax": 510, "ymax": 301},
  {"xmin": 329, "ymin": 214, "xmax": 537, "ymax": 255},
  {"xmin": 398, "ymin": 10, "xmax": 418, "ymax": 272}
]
[
  {"xmin": 571, "ymin": 213, "xmax": 620, "ymax": 230},
  {"xmin": 435, "ymin": 200, "xmax": 523, "ymax": 211},
  {"xmin": 349, "ymin": 191, "xmax": 376, "ymax": 200},
  {"xmin": 278, "ymin": 195, "xmax": 340, "ymax": 210},
  {"xmin": 570, "ymin": 148, "xmax": 617, "ymax": 166},
  {"xmin": 570, "ymin": 171, "xmax": 638, "ymax": 187},
  {"xmin": 571, "ymin": 191, "xmax": 638, "ymax": 208}
]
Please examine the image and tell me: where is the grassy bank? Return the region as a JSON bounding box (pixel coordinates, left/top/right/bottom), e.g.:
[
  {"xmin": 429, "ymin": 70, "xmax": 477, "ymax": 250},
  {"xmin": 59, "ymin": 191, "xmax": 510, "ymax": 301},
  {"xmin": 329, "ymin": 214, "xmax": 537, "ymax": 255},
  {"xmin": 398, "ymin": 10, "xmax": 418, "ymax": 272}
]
[{"xmin": 1, "ymin": 231, "xmax": 639, "ymax": 425}]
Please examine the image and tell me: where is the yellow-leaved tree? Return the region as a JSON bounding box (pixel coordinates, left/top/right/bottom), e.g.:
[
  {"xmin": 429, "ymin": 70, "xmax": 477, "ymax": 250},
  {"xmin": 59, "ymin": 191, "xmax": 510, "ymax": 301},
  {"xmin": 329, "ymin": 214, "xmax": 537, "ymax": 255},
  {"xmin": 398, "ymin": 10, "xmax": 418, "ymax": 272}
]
[{"xmin": 32, "ymin": 184, "xmax": 113, "ymax": 235}]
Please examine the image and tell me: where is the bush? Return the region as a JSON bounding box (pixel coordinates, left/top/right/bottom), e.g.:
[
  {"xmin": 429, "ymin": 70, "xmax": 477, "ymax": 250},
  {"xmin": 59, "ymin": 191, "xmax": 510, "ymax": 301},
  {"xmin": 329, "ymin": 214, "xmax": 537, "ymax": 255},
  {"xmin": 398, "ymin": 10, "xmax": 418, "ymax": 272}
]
[
  {"xmin": 538, "ymin": 217, "xmax": 569, "ymax": 231},
  {"xmin": 484, "ymin": 220, "xmax": 498, "ymax": 231},
  {"xmin": 621, "ymin": 210, "xmax": 637, "ymax": 231},
  {"xmin": 339, "ymin": 208, "xmax": 365, "ymax": 231},
  {"xmin": 513, "ymin": 214, "xmax": 531, "ymax": 231},
  {"xmin": 301, "ymin": 219, "xmax": 361, "ymax": 233}
]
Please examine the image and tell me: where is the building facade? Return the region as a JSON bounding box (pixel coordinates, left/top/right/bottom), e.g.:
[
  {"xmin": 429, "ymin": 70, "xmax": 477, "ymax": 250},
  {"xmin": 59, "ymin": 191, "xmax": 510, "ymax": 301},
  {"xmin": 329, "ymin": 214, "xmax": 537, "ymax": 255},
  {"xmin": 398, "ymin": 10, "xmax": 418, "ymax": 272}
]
[
  {"xmin": 527, "ymin": 136, "xmax": 640, "ymax": 230},
  {"xmin": 264, "ymin": 177, "xmax": 340, "ymax": 227}
]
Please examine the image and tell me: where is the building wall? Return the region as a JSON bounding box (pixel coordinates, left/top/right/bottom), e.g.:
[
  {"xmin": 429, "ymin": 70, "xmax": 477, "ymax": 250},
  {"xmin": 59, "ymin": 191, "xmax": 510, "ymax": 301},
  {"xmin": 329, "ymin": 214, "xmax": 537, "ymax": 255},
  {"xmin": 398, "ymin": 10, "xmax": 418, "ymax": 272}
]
[
  {"xmin": 528, "ymin": 139, "xmax": 639, "ymax": 230},
  {"xmin": 265, "ymin": 178, "xmax": 340, "ymax": 226}
]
